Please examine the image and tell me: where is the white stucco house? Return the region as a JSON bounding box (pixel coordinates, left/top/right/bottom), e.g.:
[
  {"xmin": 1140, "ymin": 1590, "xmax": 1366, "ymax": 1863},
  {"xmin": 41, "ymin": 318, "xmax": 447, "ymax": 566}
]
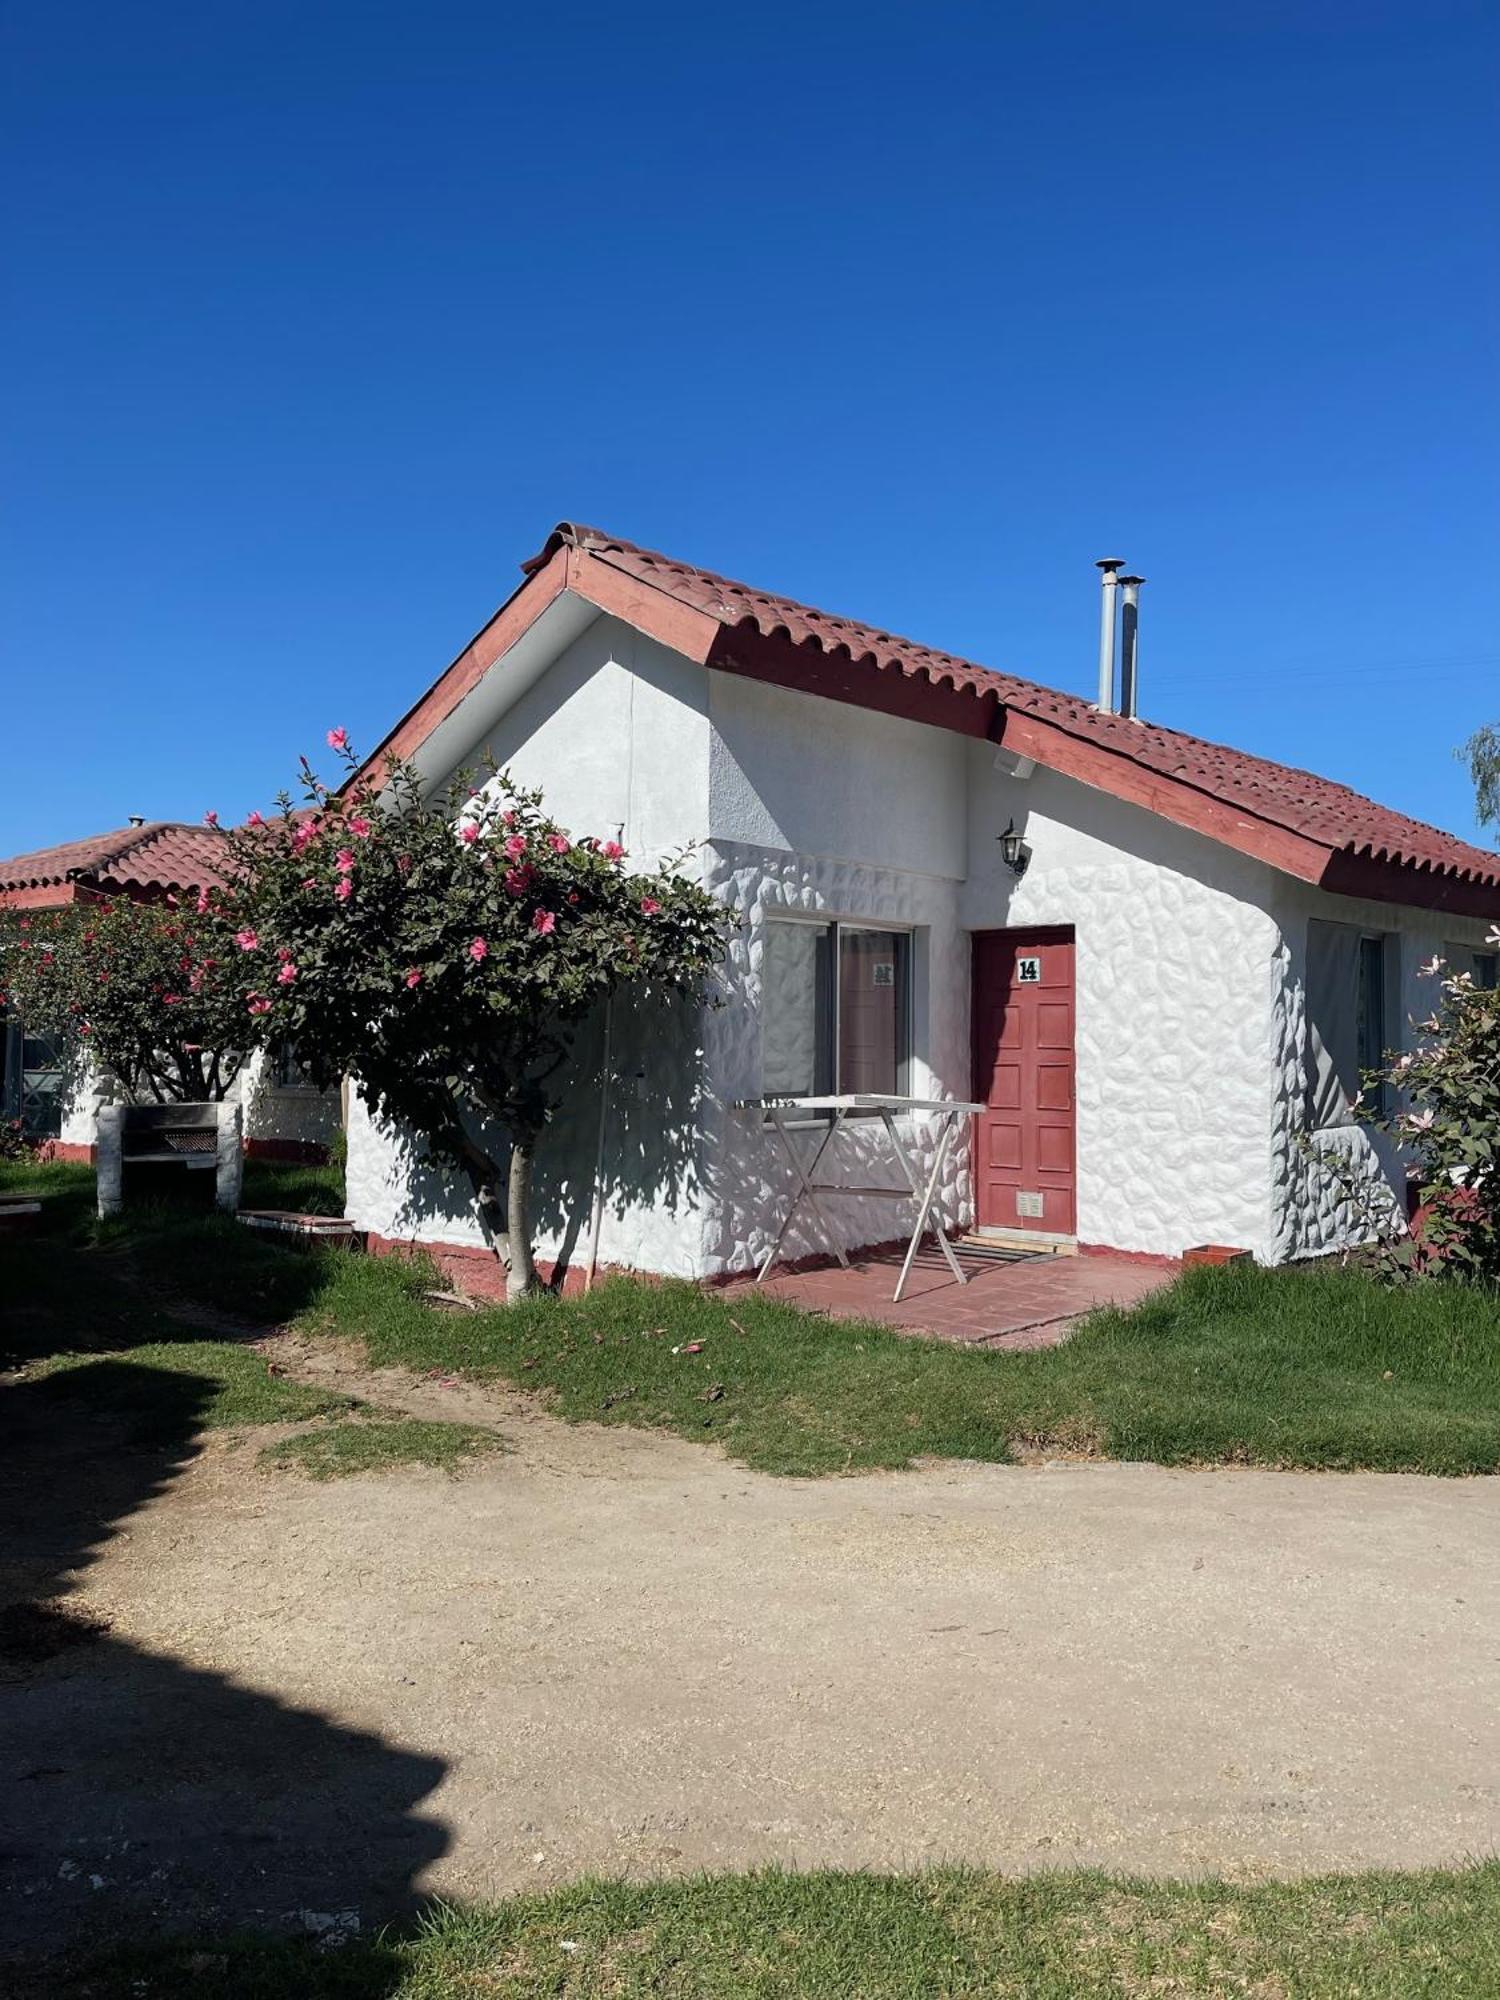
[{"xmin": 342, "ymin": 521, "xmax": 1500, "ymax": 1285}]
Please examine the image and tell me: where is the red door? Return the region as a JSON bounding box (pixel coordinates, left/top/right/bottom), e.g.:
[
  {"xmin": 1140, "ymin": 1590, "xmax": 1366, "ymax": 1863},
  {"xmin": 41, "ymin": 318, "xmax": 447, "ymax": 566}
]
[{"xmin": 972, "ymin": 928, "xmax": 1076, "ymax": 1235}]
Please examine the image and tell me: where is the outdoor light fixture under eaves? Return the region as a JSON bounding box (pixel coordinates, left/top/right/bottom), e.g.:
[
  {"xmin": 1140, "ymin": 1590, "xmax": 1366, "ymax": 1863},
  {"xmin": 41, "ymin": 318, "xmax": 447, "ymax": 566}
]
[{"xmin": 998, "ymin": 818, "xmax": 1032, "ymax": 878}]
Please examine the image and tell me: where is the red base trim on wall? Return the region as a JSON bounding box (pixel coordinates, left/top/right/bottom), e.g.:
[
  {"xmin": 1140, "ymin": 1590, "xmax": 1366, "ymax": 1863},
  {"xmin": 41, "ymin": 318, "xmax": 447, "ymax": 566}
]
[
  {"xmin": 1077, "ymin": 1241, "xmax": 1183, "ymax": 1270},
  {"xmin": 244, "ymin": 1138, "xmax": 332, "ymax": 1165},
  {"xmin": 37, "ymin": 1140, "xmax": 95, "ymax": 1164},
  {"xmin": 364, "ymin": 1231, "xmax": 602, "ymax": 1300}
]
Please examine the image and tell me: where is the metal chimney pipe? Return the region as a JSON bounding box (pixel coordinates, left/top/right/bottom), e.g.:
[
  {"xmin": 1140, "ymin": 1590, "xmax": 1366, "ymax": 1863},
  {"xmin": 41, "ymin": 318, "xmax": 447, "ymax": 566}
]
[
  {"xmin": 1095, "ymin": 559, "xmax": 1124, "ymax": 712},
  {"xmin": 1118, "ymin": 575, "xmax": 1144, "ymax": 721}
]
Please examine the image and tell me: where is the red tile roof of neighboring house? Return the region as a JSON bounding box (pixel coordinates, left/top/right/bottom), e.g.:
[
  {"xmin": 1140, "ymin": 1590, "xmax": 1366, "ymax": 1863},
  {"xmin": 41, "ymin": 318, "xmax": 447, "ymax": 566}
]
[
  {"xmin": 0, "ymin": 822, "xmax": 231, "ymax": 901},
  {"xmin": 353, "ymin": 520, "xmax": 1500, "ymax": 917}
]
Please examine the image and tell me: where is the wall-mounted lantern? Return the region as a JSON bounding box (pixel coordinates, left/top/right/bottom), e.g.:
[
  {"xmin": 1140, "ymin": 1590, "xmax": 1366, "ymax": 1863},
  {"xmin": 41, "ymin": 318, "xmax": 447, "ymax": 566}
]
[{"xmin": 998, "ymin": 818, "xmax": 1032, "ymax": 879}]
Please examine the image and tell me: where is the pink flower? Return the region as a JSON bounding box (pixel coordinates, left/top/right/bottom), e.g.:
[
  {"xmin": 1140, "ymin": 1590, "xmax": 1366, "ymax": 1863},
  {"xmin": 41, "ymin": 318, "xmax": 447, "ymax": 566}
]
[
  {"xmin": 640, "ymin": 896, "xmax": 661, "ymax": 916},
  {"xmin": 203, "ymin": 810, "xmax": 219, "ymax": 828},
  {"xmin": 246, "ymin": 809, "xmax": 266, "ymax": 829},
  {"xmin": 195, "ymin": 890, "xmax": 211, "ymax": 915},
  {"xmin": 504, "ymin": 865, "xmax": 533, "ymax": 896},
  {"xmin": 292, "ymin": 821, "xmax": 318, "ymax": 851},
  {"xmin": 501, "ymin": 809, "xmax": 517, "ymax": 826},
  {"xmin": 405, "ymin": 968, "xmax": 422, "ymax": 988},
  {"xmin": 234, "ymin": 928, "xmax": 259, "ymax": 952},
  {"xmin": 79, "ymin": 1023, "xmax": 91, "ymax": 1037},
  {"xmin": 468, "ymin": 937, "xmax": 488, "ymax": 962},
  {"xmin": 504, "ymin": 833, "xmax": 527, "ymax": 859},
  {"xmin": 246, "ymin": 995, "xmax": 272, "ymax": 1017},
  {"xmin": 335, "ymin": 847, "xmax": 356, "ymax": 874},
  {"xmin": 327, "ymin": 727, "xmax": 349, "ymax": 751},
  {"xmin": 1401, "ymin": 1107, "xmax": 1436, "ymax": 1134},
  {"xmin": 163, "ymin": 994, "xmax": 181, "ymax": 1006},
  {"xmin": 276, "ymin": 943, "xmax": 293, "ymax": 961},
  {"xmin": 547, "ymin": 833, "xmax": 570, "ymax": 854},
  {"xmin": 602, "ymin": 840, "xmax": 624, "ymax": 862},
  {"xmin": 347, "ymin": 815, "xmax": 372, "ymax": 839},
  {"xmin": 460, "ymin": 822, "xmax": 480, "ymax": 845},
  {"xmin": 334, "ymin": 876, "xmax": 353, "ymax": 902},
  {"xmin": 276, "ymin": 962, "xmax": 298, "ymax": 984},
  {"xmin": 531, "ymin": 908, "xmax": 556, "ymax": 936}
]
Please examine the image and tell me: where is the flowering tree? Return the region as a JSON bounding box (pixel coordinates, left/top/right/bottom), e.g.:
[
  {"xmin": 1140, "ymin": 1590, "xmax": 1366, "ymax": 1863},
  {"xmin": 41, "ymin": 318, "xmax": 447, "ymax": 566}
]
[
  {"xmin": 0, "ymin": 890, "xmax": 264, "ymax": 1103},
  {"xmin": 229, "ymin": 734, "xmax": 730, "ymax": 1298},
  {"xmin": 1360, "ymin": 940, "xmax": 1500, "ymax": 1282}
]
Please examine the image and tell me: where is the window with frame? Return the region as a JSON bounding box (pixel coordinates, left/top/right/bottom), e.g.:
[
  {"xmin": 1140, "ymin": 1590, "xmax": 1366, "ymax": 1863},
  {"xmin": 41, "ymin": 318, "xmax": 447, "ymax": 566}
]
[
  {"xmin": 1356, "ymin": 933, "xmax": 1389, "ymax": 1114},
  {"xmin": 762, "ymin": 919, "xmax": 912, "ymax": 1099},
  {"xmin": 1446, "ymin": 942, "xmax": 1498, "ymax": 992},
  {"xmin": 1305, "ymin": 920, "xmax": 1395, "ymax": 1126},
  {"xmin": 272, "ymin": 1040, "xmax": 315, "ymax": 1091}
]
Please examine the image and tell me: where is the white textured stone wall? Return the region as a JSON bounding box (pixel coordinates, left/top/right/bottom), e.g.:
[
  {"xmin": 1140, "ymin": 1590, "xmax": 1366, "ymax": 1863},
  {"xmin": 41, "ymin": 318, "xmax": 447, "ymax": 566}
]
[
  {"xmin": 963, "ymin": 749, "xmax": 1281, "ymax": 1259},
  {"xmin": 237, "ymin": 1046, "xmax": 343, "ymax": 1151},
  {"xmin": 57, "ymin": 1054, "xmax": 117, "ymax": 1149},
  {"xmin": 1268, "ymin": 879, "xmax": 1495, "ymax": 1261}
]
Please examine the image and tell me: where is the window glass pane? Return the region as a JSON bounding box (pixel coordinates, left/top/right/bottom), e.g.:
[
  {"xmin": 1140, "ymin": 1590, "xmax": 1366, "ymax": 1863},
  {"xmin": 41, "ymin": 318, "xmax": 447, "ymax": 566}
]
[
  {"xmin": 837, "ymin": 930, "xmax": 908, "ymax": 1095},
  {"xmin": 1304, "ymin": 919, "xmax": 1361, "ymax": 1126},
  {"xmin": 1356, "ymin": 935, "xmax": 1386, "ymax": 1078},
  {"xmin": 762, "ymin": 921, "xmax": 830, "ymax": 1096},
  {"xmin": 1475, "ymin": 953, "xmax": 1497, "ymax": 992}
]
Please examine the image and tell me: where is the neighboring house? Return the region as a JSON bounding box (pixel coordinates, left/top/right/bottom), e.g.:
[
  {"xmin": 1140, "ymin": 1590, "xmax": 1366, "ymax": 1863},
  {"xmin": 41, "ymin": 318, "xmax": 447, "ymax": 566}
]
[
  {"xmin": 0, "ymin": 822, "xmax": 339, "ymax": 1162},
  {"xmin": 338, "ymin": 522, "xmax": 1500, "ymax": 1283}
]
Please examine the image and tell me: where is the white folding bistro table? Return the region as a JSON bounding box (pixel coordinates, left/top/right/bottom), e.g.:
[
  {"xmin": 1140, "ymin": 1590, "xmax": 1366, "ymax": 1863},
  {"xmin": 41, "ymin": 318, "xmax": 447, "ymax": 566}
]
[{"xmin": 735, "ymin": 1094, "xmax": 984, "ymax": 1304}]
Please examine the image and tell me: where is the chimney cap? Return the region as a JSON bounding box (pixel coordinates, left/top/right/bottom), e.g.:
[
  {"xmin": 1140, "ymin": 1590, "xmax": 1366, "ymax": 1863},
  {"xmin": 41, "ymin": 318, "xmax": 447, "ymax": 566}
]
[
  {"xmin": 127, "ymin": 814, "xmax": 145, "ymax": 827},
  {"xmin": 1118, "ymin": 574, "xmax": 1145, "ymax": 587},
  {"xmin": 1095, "ymin": 557, "xmax": 1126, "ymax": 572}
]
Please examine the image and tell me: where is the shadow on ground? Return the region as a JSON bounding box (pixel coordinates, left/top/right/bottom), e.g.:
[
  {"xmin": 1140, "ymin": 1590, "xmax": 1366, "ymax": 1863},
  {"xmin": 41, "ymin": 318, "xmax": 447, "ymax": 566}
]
[{"xmin": 0, "ymin": 1213, "xmax": 449, "ymax": 1982}]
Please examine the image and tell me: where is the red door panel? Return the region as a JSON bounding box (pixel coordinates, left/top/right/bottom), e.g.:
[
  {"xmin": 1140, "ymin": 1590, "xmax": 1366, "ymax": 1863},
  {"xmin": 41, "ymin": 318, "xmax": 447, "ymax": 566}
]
[{"xmin": 972, "ymin": 929, "xmax": 1076, "ymax": 1235}]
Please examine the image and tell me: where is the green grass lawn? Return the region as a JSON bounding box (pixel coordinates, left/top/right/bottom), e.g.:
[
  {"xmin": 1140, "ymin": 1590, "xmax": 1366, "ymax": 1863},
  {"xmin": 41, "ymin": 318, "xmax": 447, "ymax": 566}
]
[
  {"xmin": 7, "ymin": 1156, "xmax": 1500, "ymax": 1475},
  {"xmin": 260, "ymin": 1414, "xmax": 503, "ymax": 1479},
  {"xmin": 44, "ymin": 1861, "xmax": 1500, "ymax": 1998}
]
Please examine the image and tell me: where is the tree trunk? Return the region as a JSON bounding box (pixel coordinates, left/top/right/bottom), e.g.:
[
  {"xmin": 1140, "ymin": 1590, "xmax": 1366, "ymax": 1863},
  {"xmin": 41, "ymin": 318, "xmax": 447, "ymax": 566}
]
[{"xmin": 505, "ymin": 1139, "xmax": 538, "ymax": 1301}]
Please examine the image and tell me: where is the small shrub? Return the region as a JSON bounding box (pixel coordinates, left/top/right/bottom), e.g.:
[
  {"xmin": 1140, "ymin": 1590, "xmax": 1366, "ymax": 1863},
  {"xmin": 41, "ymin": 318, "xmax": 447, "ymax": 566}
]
[{"xmin": 1362, "ymin": 945, "xmax": 1500, "ymax": 1284}]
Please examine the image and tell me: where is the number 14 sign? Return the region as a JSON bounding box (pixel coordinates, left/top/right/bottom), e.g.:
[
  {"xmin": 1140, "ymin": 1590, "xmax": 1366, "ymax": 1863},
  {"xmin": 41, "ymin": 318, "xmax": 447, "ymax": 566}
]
[{"xmin": 1015, "ymin": 954, "xmax": 1042, "ymax": 984}]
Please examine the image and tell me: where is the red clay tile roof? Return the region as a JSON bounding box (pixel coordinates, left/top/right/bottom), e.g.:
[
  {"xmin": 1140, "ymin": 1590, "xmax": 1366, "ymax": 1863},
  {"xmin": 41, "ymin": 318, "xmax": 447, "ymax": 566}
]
[
  {"xmin": 528, "ymin": 523, "xmax": 1500, "ymax": 894},
  {"xmin": 0, "ymin": 822, "xmax": 231, "ymax": 897}
]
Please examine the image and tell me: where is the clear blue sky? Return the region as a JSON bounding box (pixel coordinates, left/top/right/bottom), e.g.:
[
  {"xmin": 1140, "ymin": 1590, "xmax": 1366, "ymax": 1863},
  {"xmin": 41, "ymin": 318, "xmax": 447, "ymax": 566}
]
[{"xmin": 3, "ymin": 0, "xmax": 1496, "ymax": 855}]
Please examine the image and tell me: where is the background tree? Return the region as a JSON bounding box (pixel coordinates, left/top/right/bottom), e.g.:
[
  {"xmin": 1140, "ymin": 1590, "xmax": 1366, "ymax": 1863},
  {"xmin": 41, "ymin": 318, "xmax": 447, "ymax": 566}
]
[
  {"xmin": 0, "ymin": 890, "xmax": 264, "ymax": 1105},
  {"xmin": 231, "ymin": 737, "xmax": 730, "ymax": 1298},
  {"xmin": 1459, "ymin": 724, "xmax": 1500, "ymax": 833}
]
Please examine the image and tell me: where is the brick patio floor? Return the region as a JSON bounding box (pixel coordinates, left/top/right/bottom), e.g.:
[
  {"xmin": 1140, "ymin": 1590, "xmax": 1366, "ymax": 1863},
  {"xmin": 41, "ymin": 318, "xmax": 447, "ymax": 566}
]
[{"xmin": 736, "ymin": 1242, "xmax": 1178, "ymax": 1348}]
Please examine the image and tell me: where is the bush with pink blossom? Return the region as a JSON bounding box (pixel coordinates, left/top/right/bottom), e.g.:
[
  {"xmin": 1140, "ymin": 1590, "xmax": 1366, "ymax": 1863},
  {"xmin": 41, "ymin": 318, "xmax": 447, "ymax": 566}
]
[{"xmin": 1362, "ymin": 939, "xmax": 1500, "ymax": 1283}]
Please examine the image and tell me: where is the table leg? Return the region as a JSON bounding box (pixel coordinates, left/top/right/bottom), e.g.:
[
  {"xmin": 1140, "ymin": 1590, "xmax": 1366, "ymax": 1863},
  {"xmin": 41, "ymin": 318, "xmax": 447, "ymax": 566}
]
[
  {"xmin": 755, "ymin": 1109, "xmax": 849, "ymax": 1281},
  {"xmin": 891, "ymin": 1114, "xmax": 965, "ymax": 1303}
]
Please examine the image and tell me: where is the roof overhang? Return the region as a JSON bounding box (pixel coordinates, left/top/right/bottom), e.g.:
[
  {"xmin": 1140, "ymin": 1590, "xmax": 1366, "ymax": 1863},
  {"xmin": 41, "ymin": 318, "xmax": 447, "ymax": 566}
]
[{"xmin": 350, "ymin": 541, "xmax": 1500, "ymax": 922}]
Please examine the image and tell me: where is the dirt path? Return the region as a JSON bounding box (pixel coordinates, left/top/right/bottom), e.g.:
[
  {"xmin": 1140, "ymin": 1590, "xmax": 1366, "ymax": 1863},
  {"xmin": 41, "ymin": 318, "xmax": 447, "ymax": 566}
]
[{"xmin": 5, "ymin": 1333, "xmax": 1500, "ymax": 1955}]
